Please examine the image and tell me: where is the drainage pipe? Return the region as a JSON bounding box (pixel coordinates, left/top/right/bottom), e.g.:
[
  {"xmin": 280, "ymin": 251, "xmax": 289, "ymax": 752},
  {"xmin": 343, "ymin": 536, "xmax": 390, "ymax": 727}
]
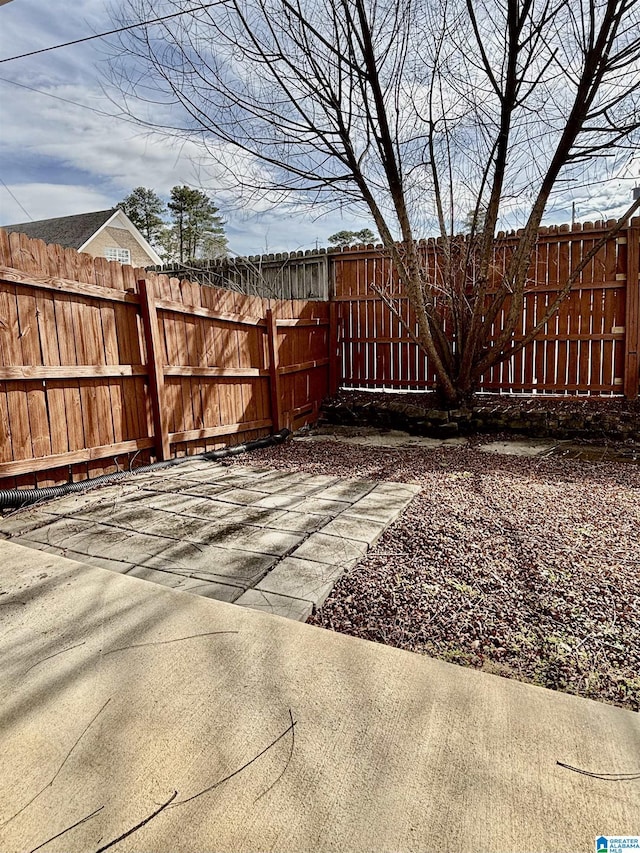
[{"xmin": 0, "ymin": 429, "xmax": 291, "ymax": 510}]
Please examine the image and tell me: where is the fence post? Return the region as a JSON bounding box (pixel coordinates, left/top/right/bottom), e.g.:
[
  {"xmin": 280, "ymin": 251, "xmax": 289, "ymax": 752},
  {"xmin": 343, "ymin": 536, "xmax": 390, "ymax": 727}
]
[
  {"xmin": 138, "ymin": 279, "xmax": 170, "ymax": 460},
  {"xmin": 623, "ymin": 219, "xmax": 640, "ymax": 400},
  {"xmin": 329, "ymin": 300, "xmax": 340, "ymax": 396},
  {"xmin": 266, "ymin": 308, "xmax": 284, "ymax": 431}
]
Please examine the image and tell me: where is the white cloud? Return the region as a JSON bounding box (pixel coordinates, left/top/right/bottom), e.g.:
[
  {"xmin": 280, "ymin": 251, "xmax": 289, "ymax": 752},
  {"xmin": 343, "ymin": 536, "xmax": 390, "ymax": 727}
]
[
  {"xmin": 4, "ymin": 0, "xmax": 633, "ymax": 260},
  {"xmin": 0, "ymin": 182, "xmax": 115, "ymax": 223},
  {"xmin": 0, "ymin": 67, "xmax": 369, "ymax": 253}
]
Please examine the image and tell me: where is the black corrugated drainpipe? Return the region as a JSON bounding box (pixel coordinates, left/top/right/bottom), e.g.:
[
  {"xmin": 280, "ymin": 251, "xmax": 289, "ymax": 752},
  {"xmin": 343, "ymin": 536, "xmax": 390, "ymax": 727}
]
[{"xmin": 0, "ymin": 429, "xmax": 291, "ymax": 510}]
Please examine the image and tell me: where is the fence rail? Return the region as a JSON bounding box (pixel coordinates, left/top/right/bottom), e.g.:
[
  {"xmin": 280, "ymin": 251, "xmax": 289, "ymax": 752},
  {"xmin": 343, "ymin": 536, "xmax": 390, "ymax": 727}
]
[
  {"xmin": 332, "ymin": 220, "xmax": 640, "ymax": 398},
  {"xmin": 1, "ymin": 219, "xmax": 639, "ymax": 487},
  {"xmin": 0, "ymin": 231, "xmax": 328, "ymax": 489}
]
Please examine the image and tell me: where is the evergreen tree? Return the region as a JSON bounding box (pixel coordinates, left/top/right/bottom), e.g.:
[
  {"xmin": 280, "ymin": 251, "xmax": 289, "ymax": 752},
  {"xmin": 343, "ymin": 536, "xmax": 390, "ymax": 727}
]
[
  {"xmin": 167, "ymin": 186, "xmax": 227, "ymax": 262},
  {"xmin": 328, "ymin": 228, "xmax": 376, "ymax": 248},
  {"xmin": 117, "ymin": 187, "xmax": 166, "ymax": 245}
]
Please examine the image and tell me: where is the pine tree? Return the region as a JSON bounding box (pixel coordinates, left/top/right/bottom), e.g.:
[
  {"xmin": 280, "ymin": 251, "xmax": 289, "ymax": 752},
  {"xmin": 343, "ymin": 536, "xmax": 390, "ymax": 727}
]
[
  {"xmin": 166, "ymin": 186, "xmax": 227, "ymax": 262},
  {"xmin": 117, "ymin": 187, "xmax": 166, "ymax": 246}
]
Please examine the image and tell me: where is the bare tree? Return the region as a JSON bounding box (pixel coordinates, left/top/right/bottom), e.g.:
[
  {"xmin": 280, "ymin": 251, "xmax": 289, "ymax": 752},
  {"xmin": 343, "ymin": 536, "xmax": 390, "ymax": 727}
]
[{"xmin": 108, "ymin": 0, "xmax": 640, "ymax": 403}]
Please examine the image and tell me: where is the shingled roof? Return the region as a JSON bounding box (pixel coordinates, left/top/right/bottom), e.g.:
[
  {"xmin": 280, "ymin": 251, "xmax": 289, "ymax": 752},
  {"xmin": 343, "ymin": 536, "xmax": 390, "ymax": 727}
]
[{"xmin": 3, "ymin": 209, "xmax": 117, "ymax": 249}]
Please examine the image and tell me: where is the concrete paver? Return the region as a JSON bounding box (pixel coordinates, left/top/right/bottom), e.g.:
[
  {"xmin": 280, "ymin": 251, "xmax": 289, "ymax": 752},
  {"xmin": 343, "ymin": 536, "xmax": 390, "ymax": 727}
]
[
  {"xmin": 200, "ymin": 525, "xmax": 303, "ymax": 556},
  {"xmin": 478, "ymin": 438, "xmax": 558, "ymax": 456},
  {"xmin": 257, "ymin": 508, "xmax": 328, "ymax": 533},
  {"xmin": 0, "ymin": 463, "xmax": 418, "ymax": 618},
  {"xmin": 234, "ymin": 587, "xmax": 314, "ymax": 620},
  {"xmin": 255, "ymin": 555, "xmax": 343, "ymax": 606},
  {"xmin": 173, "ymin": 481, "xmax": 237, "ymax": 498},
  {"xmin": 137, "ymin": 476, "xmax": 200, "ymax": 493},
  {"xmin": 26, "ymin": 522, "xmax": 175, "ymax": 563},
  {"xmin": 252, "ymin": 492, "xmax": 310, "ymax": 510},
  {"xmin": 210, "ymin": 487, "xmax": 274, "ymax": 505},
  {"xmin": 293, "ymin": 531, "xmax": 368, "ymax": 567},
  {"xmin": 314, "ymin": 479, "xmax": 377, "ymax": 502},
  {"xmin": 145, "ymin": 492, "xmax": 238, "ymax": 517},
  {"xmin": 0, "ymin": 510, "xmax": 58, "ymax": 537},
  {"xmin": 125, "ymin": 489, "xmax": 210, "ymax": 515},
  {"xmin": 297, "ymin": 427, "xmax": 610, "ymax": 464},
  {"xmin": 125, "ymin": 565, "xmax": 244, "ymax": 601},
  {"xmin": 295, "ymin": 426, "xmax": 467, "ymax": 448},
  {"xmin": 278, "ymin": 496, "xmax": 351, "ymax": 516},
  {"xmin": 345, "ymin": 487, "xmax": 419, "ymax": 523},
  {"xmin": 318, "ymin": 515, "xmax": 388, "ymax": 545},
  {"xmin": 0, "ymin": 540, "xmax": 637, "ymax": 853},
  {"xmin": 143, "ymin": 542, "xmax": 276, "ymax": 585}
]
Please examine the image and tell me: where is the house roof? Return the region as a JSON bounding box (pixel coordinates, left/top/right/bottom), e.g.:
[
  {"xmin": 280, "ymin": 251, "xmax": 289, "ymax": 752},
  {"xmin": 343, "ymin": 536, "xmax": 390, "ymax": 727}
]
[{"xmin": 3, "ymin": 209, "xmax": 117, "ymax": 250}]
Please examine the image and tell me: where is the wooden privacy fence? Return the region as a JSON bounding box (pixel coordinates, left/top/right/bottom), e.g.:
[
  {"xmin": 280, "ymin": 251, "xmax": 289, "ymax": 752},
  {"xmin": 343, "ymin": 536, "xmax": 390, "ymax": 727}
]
[
  {"xmin": 2, "ymin": 219, "xmax": 639, "ymax": 488},
  {"xmin": 332, "ymin": 218, "xmax": 640, "ymax": 398},
  {"xmin": 0, "ymin": 231, "xmax": 328, "ymax": 489},
  {"xmin": 151, "ymin": 250, "xmax": 330, "ymax": 300}
]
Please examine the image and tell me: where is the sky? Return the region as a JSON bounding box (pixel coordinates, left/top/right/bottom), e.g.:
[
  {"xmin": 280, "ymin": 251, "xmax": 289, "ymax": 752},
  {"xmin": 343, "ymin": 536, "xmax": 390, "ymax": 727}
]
[
  {"xmin": 0, "ymin": 0, "xmax": 637, "ymax": 257},
  {"xmin": 0, "ymin": 0, "xmax": 370, "ymax": 255}
]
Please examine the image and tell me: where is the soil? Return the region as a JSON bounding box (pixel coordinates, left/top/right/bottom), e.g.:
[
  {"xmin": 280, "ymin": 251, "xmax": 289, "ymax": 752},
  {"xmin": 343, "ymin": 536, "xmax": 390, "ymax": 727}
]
[{"xmin": 228, "ymin": 437, "xmax": 640, "ymax": 711}]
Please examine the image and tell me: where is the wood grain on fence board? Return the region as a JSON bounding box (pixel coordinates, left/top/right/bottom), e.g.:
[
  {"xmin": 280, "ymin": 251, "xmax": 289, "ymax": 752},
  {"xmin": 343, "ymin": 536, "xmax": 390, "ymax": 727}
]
[
  {"xmin": 334, "ymin": 222, "xmax": 637, "ymax": 395},
  {"xmin": 0, "ymin": 229, "xmax": 328, "ymax": 487}
]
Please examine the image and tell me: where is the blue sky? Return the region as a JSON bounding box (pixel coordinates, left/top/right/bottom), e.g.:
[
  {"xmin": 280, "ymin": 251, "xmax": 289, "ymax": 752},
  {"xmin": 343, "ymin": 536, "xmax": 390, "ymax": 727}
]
[
  {"xmin": 0, "ymin": 0, "xmax": 369, "ymax": 254},
  {"xmin": 0, "ymin": 0, "xmax": 637, "ymax": 256}
]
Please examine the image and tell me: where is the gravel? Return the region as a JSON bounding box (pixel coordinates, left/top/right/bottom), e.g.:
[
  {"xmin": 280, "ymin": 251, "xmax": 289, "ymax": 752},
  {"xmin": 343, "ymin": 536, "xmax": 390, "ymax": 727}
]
[{"xmin": 227, "ymin": 438, "xmax": 640, "ymax": 711}]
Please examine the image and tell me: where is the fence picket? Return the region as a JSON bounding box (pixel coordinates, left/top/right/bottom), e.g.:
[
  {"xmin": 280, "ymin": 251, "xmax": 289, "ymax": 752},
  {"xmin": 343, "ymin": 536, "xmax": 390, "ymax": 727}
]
[
  {"xmin": 0, "ymin": 229, "xmax": 328, "ymax": 487},
  {"xmin": 1, "ymin": 219, "xmax": 638, "ymax": 487},
  {"xmin": 334, "ymin": 223, "xmax": 637, "ymax": 396}
]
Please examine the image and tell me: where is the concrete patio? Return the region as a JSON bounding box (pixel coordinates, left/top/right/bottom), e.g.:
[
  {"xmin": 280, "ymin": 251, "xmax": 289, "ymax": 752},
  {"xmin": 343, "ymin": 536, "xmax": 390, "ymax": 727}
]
[
  {"xmin": 0, "ymin": 460, "xmax": 419, "ymax": 619},
  {"xmin": 0, "ymin": 540, "xmax": 638, "ymax": 853}
]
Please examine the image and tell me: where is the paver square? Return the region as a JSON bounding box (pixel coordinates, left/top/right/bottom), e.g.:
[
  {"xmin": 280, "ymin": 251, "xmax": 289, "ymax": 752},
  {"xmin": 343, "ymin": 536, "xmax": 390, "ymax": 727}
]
[
  {"xmin": 180, "ymin": 482, "xmax": 243, "ymax": 498},
  {"xmin": 315, "ymin": 480, "xmax": 377, "ymax": 502},
  {"xmin": 82, "ymin": 505, "xmax": 171, "ymax": 533},
  {"xmin": 144, "ymin": 492, "xmax": 230, "ymax": 515},
  {"xmin": 234, "ymin": 588, "xmax": 313, "ymax": 621},
  {"xmin": 143, "ymin": 541, "xmax": 276, "ymax": 585},
  {"xmin": 137, "ymin": 514, "xmax": 228, "ymax": 544},
  {"xmin": 248, "ymin": 471, "xmax": 325, "ymax": 494},
  {"xmin": 319, "ymin": 515, "xmax": 387, "ymax": 545},
  {"xmin": 200, "ymin": 524, "xmax": 303, "ymax": 556},
  {"xmin": 175, "ymin": 503, "xmax": 272, "ymax": 526},
  {"xmin": 55, "ymin": 548, "xmax": 137, "ymax": 575},
  {"xmin": 293, "ymin": 532, "xmax": 368, "ymax": 567},
  {"xmin": 19, "ymin": 516, "xmax": 95, "ymax": 546},
  {"xmin": 174, "ymin": 468, "xmax": 236, "ymax": 483},
  {"xmin": 346, "ymin": 491, "xmax": 416, "ymax": 522},
  {"xmin": 39, "ymin": 492, "xmax": 118, "ymax": 517},
  {"xmin": 52, "ymin": 525, "xmax": 176, "ymax": 563},
  {"xmin": 125, "ymin": 565, "xmax": 244, "ymax": 601},
  {"xmin": 256, "ymin": 556, "xmax": 341, "ymax": 606},
  {"xmin": 253, "ymin": 493, "xmax": 304, "ymax": 510},
  {"xmin": 261, "ymin": 510, "xmax": 328, "ymax": 533},
  {"xmin": 139, "ymin": 477, "xmax": 196, "ymax": 494},
  {"xmin": 213, "ymin": 488, "xmax": 274, "ymax": 506},
  {"xmin": 371, "ymin": 482, "xmax": 421, "ymax": 498},
  {"xmin": 0, "ymin": 510, "xmax": 58, "ymax": 537},
  {"xmin": 288, "ymin": 497, "xmax": 351, "ymax": 516}
]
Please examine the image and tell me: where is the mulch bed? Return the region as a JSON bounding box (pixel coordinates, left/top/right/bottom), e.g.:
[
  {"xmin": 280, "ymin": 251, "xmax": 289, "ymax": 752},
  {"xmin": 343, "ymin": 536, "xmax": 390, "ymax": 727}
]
[{"xmin": 228, "ymin": 438, "xmax": 640, "ymax": 711}]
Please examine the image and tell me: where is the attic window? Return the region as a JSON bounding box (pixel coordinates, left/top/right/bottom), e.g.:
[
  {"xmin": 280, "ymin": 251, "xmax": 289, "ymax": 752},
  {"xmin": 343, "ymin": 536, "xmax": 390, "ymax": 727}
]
[{"xmin": 105, "ymin": 247, "xmax": 131, "ymax": 264}]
